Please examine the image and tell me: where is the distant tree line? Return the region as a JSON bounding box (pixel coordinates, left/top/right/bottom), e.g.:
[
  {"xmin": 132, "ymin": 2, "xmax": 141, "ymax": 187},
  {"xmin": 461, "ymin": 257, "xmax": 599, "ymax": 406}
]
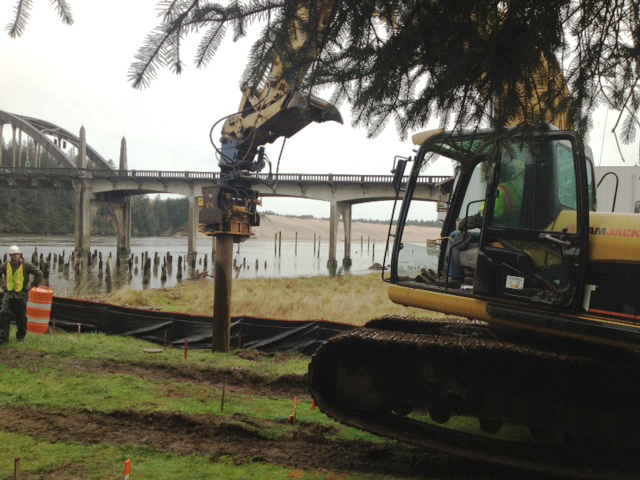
[{"xmin": 1, "ymin": 141, "xmax": 189, "ymax": 236}]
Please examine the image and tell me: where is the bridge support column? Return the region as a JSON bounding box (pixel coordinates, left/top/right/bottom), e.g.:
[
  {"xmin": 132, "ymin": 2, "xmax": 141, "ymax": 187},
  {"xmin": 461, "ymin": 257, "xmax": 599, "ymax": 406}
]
[
  {"xmin": 342, "ymin": 203, "xmax": 352, "ymax": 268},
  {"xmin": 73, "ymin": 182, "xmax": 92, "ymax": 267},
  {"xmin": 328, "ymin": 202, "xmax": 339, "ymax": 269},
  {"xmin": 73, "ymin": 126, "xmax": 91, "ymax": 268},
  {"xmin": 328, "ymin": 201, "xmax": 353, "ymax": 270},
  {"xmin": 187, "ymin": 194, "xmax": 198, "ymax": 269},
  {"xmin": 108, "ymin": 198, "xmax": 131, "ymax": 261}
]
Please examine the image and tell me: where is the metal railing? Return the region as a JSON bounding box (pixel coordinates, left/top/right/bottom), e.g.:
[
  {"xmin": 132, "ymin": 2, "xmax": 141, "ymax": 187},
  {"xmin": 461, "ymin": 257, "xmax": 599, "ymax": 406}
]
[{"xmin": 0, "ymin": 167, "xmax": 450, "ymax": 185}]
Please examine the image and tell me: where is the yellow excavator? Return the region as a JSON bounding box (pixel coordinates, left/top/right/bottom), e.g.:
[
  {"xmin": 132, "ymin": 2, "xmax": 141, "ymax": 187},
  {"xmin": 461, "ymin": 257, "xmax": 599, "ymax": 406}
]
[
  {"xmin": 197, "ymin": 0, "xmax": 640, "ymax": 474},
  {"xmin": 309, "ymin": 58, "xmax": 640, "ymax": 478}
]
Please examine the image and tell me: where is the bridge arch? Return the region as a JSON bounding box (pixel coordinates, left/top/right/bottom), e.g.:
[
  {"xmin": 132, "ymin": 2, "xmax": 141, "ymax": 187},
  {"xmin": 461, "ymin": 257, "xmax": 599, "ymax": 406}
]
[{"xmin": 0, "ymin": 110, "xmax": 113, "ymax": 170}]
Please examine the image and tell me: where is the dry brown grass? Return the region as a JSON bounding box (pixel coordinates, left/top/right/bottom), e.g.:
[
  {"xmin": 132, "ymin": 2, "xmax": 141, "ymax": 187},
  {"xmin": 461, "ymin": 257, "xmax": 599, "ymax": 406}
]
[{"xmin": 92, "ymin": 274, "xmax": 438, "ymax": 326}]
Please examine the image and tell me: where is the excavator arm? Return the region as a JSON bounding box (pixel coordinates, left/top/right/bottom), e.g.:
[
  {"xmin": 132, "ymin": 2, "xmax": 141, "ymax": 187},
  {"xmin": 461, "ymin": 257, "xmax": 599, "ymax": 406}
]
[
  {"xmin": 217, "ymin": 0, "xmax": 343, "ymax": 177},
  {"xmin": 200, "ymin": 0, "xmax": 342, "ymax": 239}
]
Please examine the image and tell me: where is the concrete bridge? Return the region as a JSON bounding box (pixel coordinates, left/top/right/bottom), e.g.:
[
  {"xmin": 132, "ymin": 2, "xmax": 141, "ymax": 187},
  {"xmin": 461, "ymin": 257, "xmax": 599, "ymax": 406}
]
[{"xmin": 0, "ymin": 110, "xmax": 449, "ymax": 268}]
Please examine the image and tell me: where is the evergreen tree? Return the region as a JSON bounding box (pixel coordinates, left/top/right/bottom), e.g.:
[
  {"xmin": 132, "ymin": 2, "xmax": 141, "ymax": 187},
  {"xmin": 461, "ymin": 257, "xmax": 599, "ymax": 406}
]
[
  {"xmin": 8, "ymin": 2, "xmax": 640, "ymax": 141},
  {"xmin": 126, "ymin": 0, "xmax": 640, "ymax": 142}
]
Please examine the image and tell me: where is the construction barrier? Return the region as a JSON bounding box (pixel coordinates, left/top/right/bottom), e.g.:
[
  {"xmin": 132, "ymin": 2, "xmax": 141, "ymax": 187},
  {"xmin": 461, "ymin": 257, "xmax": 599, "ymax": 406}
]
[
  {"xmin": 0, "ymin": 292, "xmax": 355, "ymax": 352},
  {"xmin": 27, "ymin": 286, "xmax": 54, "ymax": 334}
]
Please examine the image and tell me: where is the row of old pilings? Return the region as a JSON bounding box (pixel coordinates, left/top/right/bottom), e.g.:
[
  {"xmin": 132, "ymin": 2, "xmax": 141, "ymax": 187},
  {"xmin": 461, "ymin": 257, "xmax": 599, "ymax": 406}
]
[{"xmin": 272, "ymin": 231, "xmax": 376, "ymax": 263}]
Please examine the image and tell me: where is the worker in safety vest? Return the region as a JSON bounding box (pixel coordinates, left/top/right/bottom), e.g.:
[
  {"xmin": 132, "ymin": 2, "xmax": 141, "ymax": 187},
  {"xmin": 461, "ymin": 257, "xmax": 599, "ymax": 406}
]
[
  {"xmin": 424, "ymin": 158, "xmax": 524, "ymax": 287},
  {"xmin": 492, "ymin": 177, "xmax": 524, "ymax": 228},
  {"xmin": 0, "ymin": 245, "xmax": 43, "ymax": 343}
]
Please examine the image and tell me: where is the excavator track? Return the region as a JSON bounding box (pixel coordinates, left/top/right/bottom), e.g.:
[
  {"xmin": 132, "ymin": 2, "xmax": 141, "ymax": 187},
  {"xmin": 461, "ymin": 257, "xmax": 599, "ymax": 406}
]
[{"xmin": 308, "ymin": 316, "xmax": 640, "ymax": 479}]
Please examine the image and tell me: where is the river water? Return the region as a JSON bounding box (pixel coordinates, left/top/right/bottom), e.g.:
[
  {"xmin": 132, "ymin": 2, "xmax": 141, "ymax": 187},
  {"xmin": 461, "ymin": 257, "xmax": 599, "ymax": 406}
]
[{"xmin": 0, "ymin": 235, "xmax": 386, "ymax": 296}]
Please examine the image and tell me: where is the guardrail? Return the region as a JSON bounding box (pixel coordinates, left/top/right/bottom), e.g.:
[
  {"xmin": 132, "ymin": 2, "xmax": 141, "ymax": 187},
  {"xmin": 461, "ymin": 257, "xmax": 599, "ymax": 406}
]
[{"xmin": 0, "ymin": 167, "xmax": 450, "ymax": 185}]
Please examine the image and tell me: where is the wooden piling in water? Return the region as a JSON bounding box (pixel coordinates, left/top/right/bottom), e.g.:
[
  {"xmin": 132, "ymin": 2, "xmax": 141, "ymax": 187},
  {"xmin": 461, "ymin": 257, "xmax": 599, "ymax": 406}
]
[{"xmin": 278, "ymin": 231, "xmax": 282, "ymax": 257}]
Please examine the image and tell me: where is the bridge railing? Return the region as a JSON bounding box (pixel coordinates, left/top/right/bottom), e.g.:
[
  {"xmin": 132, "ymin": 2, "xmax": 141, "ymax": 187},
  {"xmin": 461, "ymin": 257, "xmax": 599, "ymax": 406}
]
[
  {"xmin": 0, "ymin": 167, "xmax": 450, "ymax": 185},
  {"xmin": 0, "ymin": 167, "xmax": 78, "ymax": 176}
]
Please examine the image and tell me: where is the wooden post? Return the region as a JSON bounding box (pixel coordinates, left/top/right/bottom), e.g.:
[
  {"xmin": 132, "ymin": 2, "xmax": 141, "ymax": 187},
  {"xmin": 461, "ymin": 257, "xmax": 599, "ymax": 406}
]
[
  {"xmin": 274, "ymin": 233, "xmax": 277, "ymax": 254},
  {"xmin": 278, "ymin": 231, "xmax": 282, "ymax": 257},
  {"xmin": 295, "ymin": 232, "xmax": 298, "ymax": 255},
  {"xmin": 318, "ymin": 235, "xmax": 321, "ymax": 258},
  {"xmin": 14, "ymin": 457, "xmax": 20, "ymax": 480},
  {"xmin": 213, "ymin": 235, "xmax": 233, "ymax": 352},
  {"xmin": 314, "ymin": 233, "xmax": 317, "ymax": 254},
  {"xmin": 361, "ymin": 235, "xmax": 363, "ymax": 252}
]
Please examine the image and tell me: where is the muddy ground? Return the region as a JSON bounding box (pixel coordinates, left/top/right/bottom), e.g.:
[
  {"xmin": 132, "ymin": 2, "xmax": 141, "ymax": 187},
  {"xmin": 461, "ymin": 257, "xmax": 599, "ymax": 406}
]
[{"xmin": 0, "ymin": 350, "xmax": 562, "ymax": 479}]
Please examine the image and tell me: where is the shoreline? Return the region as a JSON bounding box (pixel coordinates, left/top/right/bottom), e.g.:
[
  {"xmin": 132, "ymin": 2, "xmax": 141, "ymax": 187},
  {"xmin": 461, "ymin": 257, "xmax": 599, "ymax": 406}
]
[{"xmin": 200, "ymin": 214, "xmax": 442, "ymax": 243}]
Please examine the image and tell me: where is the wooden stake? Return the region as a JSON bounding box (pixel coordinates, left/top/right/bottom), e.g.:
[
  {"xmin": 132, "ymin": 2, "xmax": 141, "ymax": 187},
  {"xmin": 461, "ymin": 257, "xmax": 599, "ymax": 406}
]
[
  {"xmin": 77, "ymin": 323, "xmax": 81, "ymax": 338},
  {"xmin": 184, "ymin": 338, "xmax": 188, "ymax": 359},
  {"xmin": 14, "ymin": 457, "xmax": 20, "ymax": 480}
]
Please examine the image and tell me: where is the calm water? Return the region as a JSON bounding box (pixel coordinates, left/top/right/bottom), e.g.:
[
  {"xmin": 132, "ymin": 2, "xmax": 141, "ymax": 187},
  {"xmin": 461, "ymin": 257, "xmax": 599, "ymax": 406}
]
[{"xmin": 0, "ymin": 235, "xmax": 386, "ymax": 295}]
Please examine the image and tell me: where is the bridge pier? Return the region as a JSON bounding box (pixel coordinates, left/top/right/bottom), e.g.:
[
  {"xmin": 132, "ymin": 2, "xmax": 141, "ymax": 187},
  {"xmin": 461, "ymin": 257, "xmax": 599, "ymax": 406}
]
[
  {"xmin": 187, "ymin": 194, "xmax": 198, "ymax": 268},
  {"xmin": 73, "ymin": 180, "xmax": 93, "ymax": 267},
  {"xmin": 342, "ymin": 203, "xmax": 352, "ymax": 268},
  {"xmin": 328, "ymin": 201, "xmax": 353, "ymax": 270},
  {"xmin": 108, "ymin": 198, "xmax": 132, "ymax": 260},
  {"xmin": 73, "ymin": 126, "xmax": 92, "ymax": 268}
]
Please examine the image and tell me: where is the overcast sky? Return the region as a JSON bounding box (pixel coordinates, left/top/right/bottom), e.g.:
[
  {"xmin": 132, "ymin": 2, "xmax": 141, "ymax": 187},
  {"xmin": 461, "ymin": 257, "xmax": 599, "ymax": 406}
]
[{"xmin": 1, "ymin": 1, "xmax": 638, "ymax": 220}]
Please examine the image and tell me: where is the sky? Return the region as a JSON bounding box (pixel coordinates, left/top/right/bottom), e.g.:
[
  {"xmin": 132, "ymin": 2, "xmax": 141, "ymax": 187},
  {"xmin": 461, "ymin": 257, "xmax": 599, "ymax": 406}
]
[{"xmin": 1, "ymin": 1, "xmax": 638, "ymax": 220}]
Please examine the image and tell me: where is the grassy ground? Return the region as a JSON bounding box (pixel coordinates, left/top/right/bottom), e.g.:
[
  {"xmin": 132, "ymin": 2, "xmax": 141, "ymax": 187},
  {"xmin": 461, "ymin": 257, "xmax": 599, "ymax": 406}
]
[
  {"xmin": 0, "ymin": 277, "xmax": 572, "ymax": 479},
  {"xmin": 0, "ymin": 331, "xmax": 505, "ymax": 480},
  {"xmin": 90, "ymin": 274, "xmax": 441, "ymax": 325}
]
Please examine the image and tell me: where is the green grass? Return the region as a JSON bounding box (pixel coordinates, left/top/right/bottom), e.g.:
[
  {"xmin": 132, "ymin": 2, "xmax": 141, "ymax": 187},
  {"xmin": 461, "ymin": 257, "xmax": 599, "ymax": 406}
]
[
  {"xmin": 0, "ymin": 331, "xmax": 393, "ymax": 479},
  {"xmin": 16, "ymin": 330, "xmax": 311, "ymax": 379},
  {"xmin": 0, "ymin": 432, "xmax": 381, "ymax": 480}
]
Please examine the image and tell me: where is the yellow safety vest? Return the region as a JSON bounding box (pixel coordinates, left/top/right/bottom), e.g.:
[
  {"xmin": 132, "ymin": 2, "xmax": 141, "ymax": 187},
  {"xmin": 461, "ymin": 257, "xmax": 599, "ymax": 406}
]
[{"xmin": 6, "ymin": 263, "xmax": 24, "ymax": 293}]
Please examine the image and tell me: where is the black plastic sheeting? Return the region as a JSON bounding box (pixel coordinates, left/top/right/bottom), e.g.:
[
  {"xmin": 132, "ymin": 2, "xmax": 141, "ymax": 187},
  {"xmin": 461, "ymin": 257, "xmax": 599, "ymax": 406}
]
[{"xmin": 47, "ymin": 297, "xmax": 354, "ymax": 355}]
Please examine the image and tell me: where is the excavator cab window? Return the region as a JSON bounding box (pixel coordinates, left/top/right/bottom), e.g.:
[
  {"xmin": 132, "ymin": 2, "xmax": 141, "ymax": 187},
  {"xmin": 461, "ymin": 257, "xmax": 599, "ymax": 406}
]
[
  {"xmin": 475, "ymin": 135, "xmax": 588, "ymax": 309},
  {"xmin": 391, "ymin": 130, "xmax": 588, "ymax": 312}
]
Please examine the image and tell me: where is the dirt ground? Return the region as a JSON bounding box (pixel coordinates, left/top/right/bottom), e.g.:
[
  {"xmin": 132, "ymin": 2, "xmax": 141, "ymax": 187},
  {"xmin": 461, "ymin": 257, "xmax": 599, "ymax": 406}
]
[{"xmin": 0, "ymin": 350, "xmax": 557, "ymax": 480}]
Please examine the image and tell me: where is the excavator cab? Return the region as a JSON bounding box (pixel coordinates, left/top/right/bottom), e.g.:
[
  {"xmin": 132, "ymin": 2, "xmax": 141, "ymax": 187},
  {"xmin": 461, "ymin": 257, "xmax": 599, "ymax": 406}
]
[{"xmin": 389, "ymin": 128, "xmax": 591, "ymax": 315}]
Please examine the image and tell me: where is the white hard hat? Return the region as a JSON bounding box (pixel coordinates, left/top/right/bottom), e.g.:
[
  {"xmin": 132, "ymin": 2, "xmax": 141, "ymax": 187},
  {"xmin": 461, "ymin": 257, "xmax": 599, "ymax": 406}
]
[{"xmin": 8, "ymin": 245, "xmax": 20, "ymax": 254}]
